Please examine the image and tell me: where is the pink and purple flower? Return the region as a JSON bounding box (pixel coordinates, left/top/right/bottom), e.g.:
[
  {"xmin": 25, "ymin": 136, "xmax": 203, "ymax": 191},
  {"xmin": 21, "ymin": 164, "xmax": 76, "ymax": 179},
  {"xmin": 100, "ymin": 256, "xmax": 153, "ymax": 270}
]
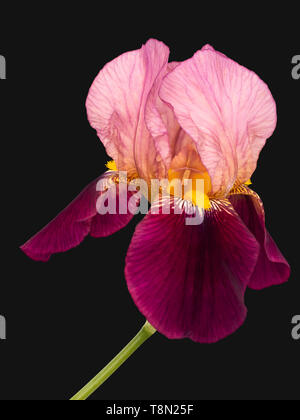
[{"xmin": 21, "ymin": 39, "xmax": 290, "ymax": 343}]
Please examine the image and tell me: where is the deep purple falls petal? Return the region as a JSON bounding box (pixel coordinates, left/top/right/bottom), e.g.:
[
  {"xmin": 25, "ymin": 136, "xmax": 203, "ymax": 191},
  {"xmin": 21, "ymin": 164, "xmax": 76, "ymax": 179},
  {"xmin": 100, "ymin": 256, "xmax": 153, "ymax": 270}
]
[
  {"xmin": 229, "ymin": 188, "xmax": 290, "ymax": 289},
  {"xmin": 21, "ymin": 174, "xmax": 136, "ymax": 262},
  {"xmin": 125, "ymin": 198, "xmax": 259, "ymax": 343}
]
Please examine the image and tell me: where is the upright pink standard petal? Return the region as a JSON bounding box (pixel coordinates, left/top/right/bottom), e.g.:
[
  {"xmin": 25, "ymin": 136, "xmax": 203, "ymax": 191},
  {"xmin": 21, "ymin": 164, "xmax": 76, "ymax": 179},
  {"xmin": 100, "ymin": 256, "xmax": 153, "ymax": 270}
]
[
  {"xmin": 21, "ymin": 174, "xmax": 136, "ymax": 262},
  {"xmin": 229, "ymin": 187, "xmax": 290, "ymax": 289},
  {"xmin": 125, "ymin": 198, "xmax": 259, "ymax": 343},
  {"xmin": 160, "ymin": 45, "xmax": 277, "ymax": 195},
  {"xmin": 145, "ymin": 62, "xmax": 181, "ymax": 169},
  {"xmin": 86, "ymin": 39, "xmax": 170, "ymax": 182}
]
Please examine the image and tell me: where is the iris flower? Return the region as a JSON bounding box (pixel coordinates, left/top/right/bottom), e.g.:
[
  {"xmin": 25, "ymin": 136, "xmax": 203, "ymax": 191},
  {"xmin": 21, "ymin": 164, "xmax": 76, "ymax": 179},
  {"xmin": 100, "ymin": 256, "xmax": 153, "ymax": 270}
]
[{"xmin": 21, "ymin": 39, "xmax": 290, "ymax": 345}]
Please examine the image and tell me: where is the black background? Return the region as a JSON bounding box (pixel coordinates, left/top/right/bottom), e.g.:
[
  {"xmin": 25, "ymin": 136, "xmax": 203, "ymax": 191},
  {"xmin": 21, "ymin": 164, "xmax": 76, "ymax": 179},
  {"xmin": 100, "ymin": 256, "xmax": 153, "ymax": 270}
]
[{"xmin": 1, "ymin": 5, "xmax": 299, "ymax": 400}]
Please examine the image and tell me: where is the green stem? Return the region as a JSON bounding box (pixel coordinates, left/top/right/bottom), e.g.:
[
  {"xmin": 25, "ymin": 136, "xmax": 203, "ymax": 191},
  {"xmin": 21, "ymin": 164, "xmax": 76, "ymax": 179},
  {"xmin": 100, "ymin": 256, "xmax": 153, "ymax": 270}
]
[{"xmin": 70, "ymin": 321, "xmax": 156, "ymax": 401}]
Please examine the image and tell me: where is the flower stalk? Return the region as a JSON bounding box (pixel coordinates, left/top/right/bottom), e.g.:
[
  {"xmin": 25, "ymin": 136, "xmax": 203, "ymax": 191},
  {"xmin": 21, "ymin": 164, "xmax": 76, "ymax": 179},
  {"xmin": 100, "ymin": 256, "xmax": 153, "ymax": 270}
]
[{"xmin": 70, "ymin": 321, "xmax": 156, "ymax": 400}]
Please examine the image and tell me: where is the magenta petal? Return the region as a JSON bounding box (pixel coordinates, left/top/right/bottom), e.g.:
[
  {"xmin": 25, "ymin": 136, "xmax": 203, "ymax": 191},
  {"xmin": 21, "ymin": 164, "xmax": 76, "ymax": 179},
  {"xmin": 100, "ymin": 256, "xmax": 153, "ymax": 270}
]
[
  {"xmin": 21, "ymin": 174, "xmax": 135, "ymax": 262},
  {"xmin": 125, "ymin": 199, "xmax": 259, "ymax": 343},
  {"xmin": 229, "ymin": 190, "xmax": 290, "ymax": 289}
]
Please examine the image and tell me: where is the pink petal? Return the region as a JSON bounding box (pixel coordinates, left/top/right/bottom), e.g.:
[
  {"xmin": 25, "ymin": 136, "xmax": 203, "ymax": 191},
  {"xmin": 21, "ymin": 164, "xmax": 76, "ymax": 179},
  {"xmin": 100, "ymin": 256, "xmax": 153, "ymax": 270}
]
[
  {"xmin": 145, "ymin": 62, "xmax": 181, "ymax": 168},
  {"xmin": 146, "ymin": 60, "xmax": 205, "ymax": 174},
  {"xmin": 159, "ymin": 45, "xmax": 277, "ymax": 195},
  {"xmin": 125, "ymin": 198, "xmax": 259, "ymax": 343},
  {"xmin": 86, "ymin": 39, "xmax": 170, "ymax": 182},
  {"xmin": 21, "ymin": 174, "xmax": 136, "ymax": 262},
  {"xmin": 229, "ymin": 187, "xmax": 290, "ymax": 289}
]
